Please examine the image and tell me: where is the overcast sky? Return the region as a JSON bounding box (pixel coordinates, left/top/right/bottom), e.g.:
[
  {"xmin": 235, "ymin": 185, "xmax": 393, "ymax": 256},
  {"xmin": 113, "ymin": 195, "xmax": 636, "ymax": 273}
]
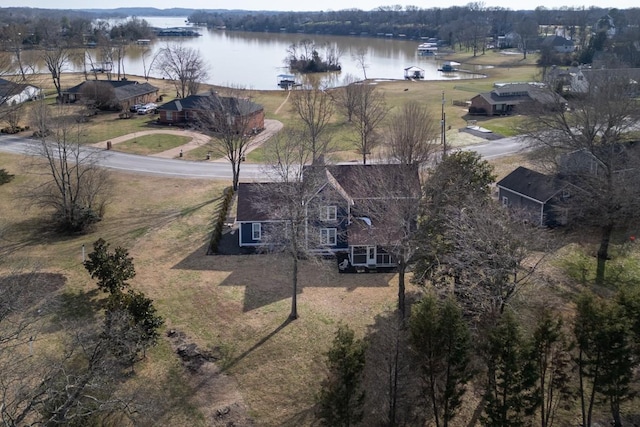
[{"xmin": 2, "ymin": 0, "xmax": 636, "ymax": 10}]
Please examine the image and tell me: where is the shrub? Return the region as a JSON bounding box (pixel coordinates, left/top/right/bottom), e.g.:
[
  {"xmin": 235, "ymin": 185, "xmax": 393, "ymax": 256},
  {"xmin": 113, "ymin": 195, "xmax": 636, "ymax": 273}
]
[
  {"xmin": 0, "ymin": 168, "xmax": 15, "ymax": 185},
  {"xmin": 208, "ymin": 186, "xmax": 234, "ymax": 254}
]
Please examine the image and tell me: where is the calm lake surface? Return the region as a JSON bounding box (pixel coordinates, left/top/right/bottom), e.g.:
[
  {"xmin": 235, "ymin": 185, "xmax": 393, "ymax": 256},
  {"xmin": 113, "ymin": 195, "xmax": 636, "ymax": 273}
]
[{"xmin": 82, "ymin": 16, "xmax": 485, "ymax": 90}]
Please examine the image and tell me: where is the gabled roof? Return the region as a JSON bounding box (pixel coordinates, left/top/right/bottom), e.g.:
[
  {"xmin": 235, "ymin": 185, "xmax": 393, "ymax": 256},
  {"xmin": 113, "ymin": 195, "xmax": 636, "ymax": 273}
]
[
  {"xmin": 305, "ymin": 164, "xmax": 421, "ymax": 200},
  {"xmin": 0, "ymin": 78, "xmax": 39, "ymax": 97},
  {"xmin": 62, "ymin": 80, "xmax": 158, "ymax": 101},
  {"xmin": 497, "ymin": 166, "xmax": 566, "ymax": 203},
  {"xmin": 542, "ymin": 35, "xmax": 574, "ymax": 47},
  {"xmin": 474, "ymin": 84, "xmax": 565, "ymax": 106},
  {"xmin": 157, "ymin": 93, "xmax": 263, "ymax": 115},
  {"xmin": 579, "ymin": 68, "xmax": 640, "ymax": 85},
  {"xmin": 236, "ymin": 182, "xmax": 291, "ymax": 222},
  {"xmin": 237, "ymin": 164, "xmax": 421, "ymax": 223}
]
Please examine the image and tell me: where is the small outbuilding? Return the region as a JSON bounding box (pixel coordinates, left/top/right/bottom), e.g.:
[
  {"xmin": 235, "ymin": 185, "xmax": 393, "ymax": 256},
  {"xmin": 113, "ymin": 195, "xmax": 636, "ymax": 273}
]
[{"xmin": 404, "ymin": 66, "xmax": 425, "ymax": 80}]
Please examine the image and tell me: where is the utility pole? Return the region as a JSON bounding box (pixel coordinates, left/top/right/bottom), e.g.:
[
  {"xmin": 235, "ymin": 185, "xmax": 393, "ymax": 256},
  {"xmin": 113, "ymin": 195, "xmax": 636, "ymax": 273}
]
[{"xmin": 441, "ymin": 91, "xmax": 447, "ymax": 159}]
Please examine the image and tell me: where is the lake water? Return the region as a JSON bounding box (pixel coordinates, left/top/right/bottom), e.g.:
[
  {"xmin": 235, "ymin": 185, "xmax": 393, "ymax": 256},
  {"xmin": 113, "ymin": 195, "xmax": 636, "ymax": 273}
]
[{"xmin": 84, "ymin": 16, "xmax": 485, "ymax": 90}]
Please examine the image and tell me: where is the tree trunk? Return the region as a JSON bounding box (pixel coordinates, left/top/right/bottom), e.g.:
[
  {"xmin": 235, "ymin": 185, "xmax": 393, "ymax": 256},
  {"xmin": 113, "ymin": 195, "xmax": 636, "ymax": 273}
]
[
  {"xmin": 232, "ymin": 161, "xmax": 240, "ymax": 192},
  {"xmin": 611, "ymin": 401, "xmax": 622, "ymax": 427},
  {"xmin": 596, "ymin": 223, "xmax": 613, "ymax": 285},
  {"xmin": 290, "ymin": 256, "xmax": 298, "ymax": 320},
  {"xmin": 398, "ymin": 264, "xmax": 406, "ymax": 319}
]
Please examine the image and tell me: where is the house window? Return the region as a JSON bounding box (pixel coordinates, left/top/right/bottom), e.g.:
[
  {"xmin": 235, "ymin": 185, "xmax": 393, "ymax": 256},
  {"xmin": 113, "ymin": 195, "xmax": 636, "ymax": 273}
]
[
  {"xmin": 323, "ymin": 206, "xmax": 337, "ymax": 221},
  {"xmin": 562, "ymin": 189, "xmax": 570, "ymax": 199},
  {"xmin": 352, "ymin": 246, "xmax": 367, "ymax": 264},
  {"xmin": 320, "ymin": 228, "xmax": 337, "ymax": 246},
  {"xmin": 502, "ymin": 196, "xmax": 509, "ymax": 207},
  {"xmin": 166, "ymin": 111, "xmax": 173, "ymax": 121},
  {"xmin": 252, "ymin": 223, "xmax": 261, "ymax": 240}
]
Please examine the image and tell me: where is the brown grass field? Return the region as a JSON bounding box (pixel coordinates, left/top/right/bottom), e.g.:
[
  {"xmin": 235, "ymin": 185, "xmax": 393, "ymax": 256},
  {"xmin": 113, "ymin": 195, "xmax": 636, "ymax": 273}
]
[{"xmin": 3, "ymin": 50, "xmax": 637, "ymax": 426}]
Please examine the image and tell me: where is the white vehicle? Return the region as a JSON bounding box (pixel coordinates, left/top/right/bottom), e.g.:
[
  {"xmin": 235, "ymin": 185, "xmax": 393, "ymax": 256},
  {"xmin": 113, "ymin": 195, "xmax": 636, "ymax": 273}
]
[{"xmin": 137, "ymin": 103, "xmax": 157, "ymax": 115}]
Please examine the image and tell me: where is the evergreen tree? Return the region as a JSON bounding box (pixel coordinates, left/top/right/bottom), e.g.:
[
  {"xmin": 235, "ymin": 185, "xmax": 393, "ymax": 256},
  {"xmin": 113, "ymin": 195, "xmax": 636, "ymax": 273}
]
[
  {"xmin": 317, "ymin": 324, "xmax": 367, "ymax": 427},
  {"xmin": 410, "ymin": 295, "xmax": 473, "ymax": 427},
  {"xmin": 530, "ymin": 310, "xmax": 574, "ymax": 427},
  {"xmin": 85, "ymin": 239, "xmax": 163, "ymax": 363},
  {"xmin": 84, "ymin": 238, "xmax": 135, "ymax": 295},
  {"xmin": 482, "ymin": 309, "xmax": 538, "ymax": 427},
  {"xmin": 576, "ymin": 292, "xmax": 637, "ymax": 427}
]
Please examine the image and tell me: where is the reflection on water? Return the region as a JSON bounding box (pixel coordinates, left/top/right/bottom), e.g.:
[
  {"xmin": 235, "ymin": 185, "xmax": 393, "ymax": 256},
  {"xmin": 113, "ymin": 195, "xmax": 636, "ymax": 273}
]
[{"xmin": 70, "ymin": 16, "xmax": 486, "ymax": 90}]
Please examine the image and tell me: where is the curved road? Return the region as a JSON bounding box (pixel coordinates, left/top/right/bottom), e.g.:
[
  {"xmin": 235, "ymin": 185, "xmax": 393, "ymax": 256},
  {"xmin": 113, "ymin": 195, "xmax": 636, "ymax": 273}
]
[{"xmin": 0, "ymin": 133, "xmax": 527, "ymax": 180}]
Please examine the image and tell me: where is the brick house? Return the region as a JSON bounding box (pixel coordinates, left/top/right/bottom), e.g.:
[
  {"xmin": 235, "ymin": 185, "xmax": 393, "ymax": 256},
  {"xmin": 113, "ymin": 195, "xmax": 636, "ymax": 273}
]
[{"xmin": 156, "ymin": 93, "xmax": 265, "ymax": 133}]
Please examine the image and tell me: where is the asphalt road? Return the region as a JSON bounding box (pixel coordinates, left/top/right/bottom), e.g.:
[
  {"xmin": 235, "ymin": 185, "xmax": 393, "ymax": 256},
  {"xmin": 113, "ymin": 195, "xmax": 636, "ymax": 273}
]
[{"xmin": 0, "ymin": 133, "xmax": 528, "ymax": 180}]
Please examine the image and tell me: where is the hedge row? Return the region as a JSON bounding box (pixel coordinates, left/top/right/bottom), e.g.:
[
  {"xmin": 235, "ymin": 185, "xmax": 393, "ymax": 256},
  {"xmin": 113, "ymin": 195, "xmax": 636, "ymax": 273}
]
[{"xmin": 208, "ymin": 186, "xmax": 235, "ymax": 254}]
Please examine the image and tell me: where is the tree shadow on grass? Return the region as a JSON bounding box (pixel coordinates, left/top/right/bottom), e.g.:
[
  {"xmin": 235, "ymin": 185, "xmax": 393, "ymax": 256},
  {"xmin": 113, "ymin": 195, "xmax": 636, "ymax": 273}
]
[
  {"xmin": 54, "ymin": 288, "xmax": 102, "ymax": 323},
  {"xmin": 172, "ymin": 244, "xmax": 396, "ymax": 312},
  {"xmin": 222, "ymin": 317, "xmax": 292, "ymax": 372},
  {"xmin": 0, "ymin": 216, "xmax": 83, "ymax": 258}
]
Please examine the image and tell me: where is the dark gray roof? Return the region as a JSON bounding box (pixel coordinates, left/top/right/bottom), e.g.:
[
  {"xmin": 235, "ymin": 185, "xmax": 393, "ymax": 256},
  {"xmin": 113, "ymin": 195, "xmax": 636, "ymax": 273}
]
[
  {"xmin": 236, "ymin": 182, "xmax": 292, "ymax": 222},
  {"xmin": 0, "ymin": 78, "xmax": 38, "ymax": 97},
  {"xmin": 542, "ymin": 35, "xmax": 574, "ymax": 47},
  {"xmin": 474, "ymin": 84, "xmax": 565, "ymax": 106},
  {"xmin": 115, "ymin": 82, "xmax": 158, "ymax": 100},
  {"xmin": 157, "ymin": 93, "xmax": 263, "ymax": 115},
  {"xmin": 236, "ymin": 164, "xmax": 421, "ymax": 222},
  {"xmin": 306, "ymin": 164, "xmax": 421, "ymax": 199},
  {"xmin": 497, "ymin": 166, "xmax": 565, "ymax": 203},
  {"xmin": 62, "ymin": 80, "xmax": 158, "ymax": 101}
]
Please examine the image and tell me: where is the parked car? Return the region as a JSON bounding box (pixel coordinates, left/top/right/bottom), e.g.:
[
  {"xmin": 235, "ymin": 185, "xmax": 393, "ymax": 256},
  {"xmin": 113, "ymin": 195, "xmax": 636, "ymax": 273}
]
[
  {"xmin": 137, "ymin": 103, "xmax": 157, "ymax": 115},
  {"xmin": 130, "ymin": 103, "xmax": 144, "ymax": 113}
]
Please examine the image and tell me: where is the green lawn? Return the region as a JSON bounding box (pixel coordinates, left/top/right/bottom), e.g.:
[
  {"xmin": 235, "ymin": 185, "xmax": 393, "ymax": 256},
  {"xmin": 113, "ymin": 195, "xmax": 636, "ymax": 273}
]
[
  {"xmin": 82, "ymin": 114, "xmax": 160, "ymax": 144},
  {"xmin": 112, "ymin": 134, "xmax": 192, "ymax": 155}
]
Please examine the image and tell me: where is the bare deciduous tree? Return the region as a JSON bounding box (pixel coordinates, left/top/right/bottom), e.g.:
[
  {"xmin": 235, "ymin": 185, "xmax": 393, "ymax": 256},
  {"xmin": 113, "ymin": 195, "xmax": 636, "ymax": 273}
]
[
  {"xmin": 351, "ymin": 164, "xmax": 422, "ymax": 318},
  {"xmin": 196, "ymin": 88, "xmax": 264, "ymax": 191},
  {"xmin": 351, "ymin": 83, "xmax": 388, "ymax": 164},
  {"xmin": 290, "ymin": 85, "xmax": 334, "ymax": 164},
  {"xmin": 79, "ymin": 81, "xmax": 117, "ymax": 110},
  {"xmin": 256, "ymin": 129, "xmax": 328, "ymax": 320},
  {"xmin": 141, "ymin": 47, "xmax": 161, "ymax": 81},
  {"xmin": 331, "ymin": 73, "xmax": 360, "ymax": 123},
  {"xmin": 25, "ymin": 103, "xmax": 111, "ymax": 233},
  {"xmin": 385, "ymin": 101, "xmax": 440, "ymax": 166},
  {"xmin": 41, "ymin": 46, "xmax": 71, "ymax": 101},
  {"xmin": 521, "ymin": 69, "xmax": 640, "ymax": 285},
  {"xmin": 157, "ymin": 43, "xmax": 208, "ymax": 98},
  {"xmin": 0, "ymin": 267, "xmax": 152, "ymax": 426},
  {"xmin": 352, "ymin": 47, "xmax": 369, "ymax": 80}
]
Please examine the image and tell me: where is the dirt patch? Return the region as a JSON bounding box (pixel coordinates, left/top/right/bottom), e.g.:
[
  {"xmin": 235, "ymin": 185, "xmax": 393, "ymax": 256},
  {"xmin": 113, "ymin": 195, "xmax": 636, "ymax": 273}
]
[{"xmin": 166, "ymin": 329, "xmax": 255, "ymax": 427}]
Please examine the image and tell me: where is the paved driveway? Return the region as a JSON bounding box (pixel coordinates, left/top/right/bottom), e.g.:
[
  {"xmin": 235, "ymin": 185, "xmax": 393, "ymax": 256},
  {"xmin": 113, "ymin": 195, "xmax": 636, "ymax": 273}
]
[{"xmin": 91, "ymin": 119, "xmax": 283, "ymax": 160}]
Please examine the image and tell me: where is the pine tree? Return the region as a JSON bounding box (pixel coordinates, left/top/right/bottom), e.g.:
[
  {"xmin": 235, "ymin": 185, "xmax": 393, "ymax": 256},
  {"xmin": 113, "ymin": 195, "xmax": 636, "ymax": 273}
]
[
  {"xmin": 482, "ymin": 309, "xmax": 538, "ymax": 427},
  {"xmin": 317, "ymin": 324, "xmax": 367, "ymax": 427},
  {"xmin": 410, "ymin": 295, "xmax": 473, "ymax": 427},
  {"xmin": 530, "ymin": 310, "xmax": 574, "ymax": 427}
]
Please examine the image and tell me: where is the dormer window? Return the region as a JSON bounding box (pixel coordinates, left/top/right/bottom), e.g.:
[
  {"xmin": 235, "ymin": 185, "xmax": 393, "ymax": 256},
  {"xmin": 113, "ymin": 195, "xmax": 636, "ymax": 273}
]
[{"xmin": 323, "ymin": 206, "xmax": 337, "ymax": 221}]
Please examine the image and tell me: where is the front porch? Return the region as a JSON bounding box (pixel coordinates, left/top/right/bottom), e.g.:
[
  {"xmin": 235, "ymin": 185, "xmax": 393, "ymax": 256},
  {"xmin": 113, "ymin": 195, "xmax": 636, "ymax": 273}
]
[{"xmin": 337, "ymin": 246, "xmax": 396, "ymax": 273}]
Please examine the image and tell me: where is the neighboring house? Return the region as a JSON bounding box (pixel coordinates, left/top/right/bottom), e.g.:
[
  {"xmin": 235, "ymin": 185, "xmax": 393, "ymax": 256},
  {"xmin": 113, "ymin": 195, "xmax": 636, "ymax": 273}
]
[
  {"xmin": 503, "ymin": 31, "xmax": 521, "ymax": 49},
  {"xmin": 236, "ymin": 164, "xmax": 420, "ymax": 271},
  {"xmin": 156, "ymin": 93, "xmax": 265, "ymax": 133},
  {"xmin": 497, "ymin": 166, "xmax": 573, "ymax": 226},
  {"xmin": 469, "ymin": 83, "xmax": 565, "ymax": 116},
  {"xmin": 0, "ymin": 78, "xmax": 42, "ymax": 106},
  {"xmin": 570, "ymin": 67, "xmax": 640, "ymax": 94},
  {"xmin": 544, "ymin": 65, "xmax": 581, "ymax": 93},
  {"xmin": 542, "ymin": 35, "xmax": 576, "ymax": 53},
  {"xmin": 61, "ymin": 80, "xmax": 159, "ymax": 111}
]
